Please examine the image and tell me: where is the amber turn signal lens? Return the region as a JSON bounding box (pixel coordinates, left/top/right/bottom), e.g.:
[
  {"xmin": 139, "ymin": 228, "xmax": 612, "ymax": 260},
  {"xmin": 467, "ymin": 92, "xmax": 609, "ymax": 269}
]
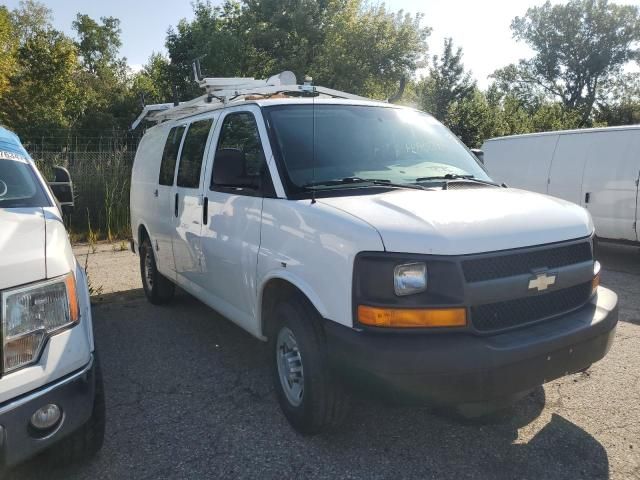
[
  {"xmin": 358, "ymin": 305, "xmax": 467, "ymax": 328},
  {"xmin": 64, "ymin": 273, "xmax": 80, "ymax": 323}
]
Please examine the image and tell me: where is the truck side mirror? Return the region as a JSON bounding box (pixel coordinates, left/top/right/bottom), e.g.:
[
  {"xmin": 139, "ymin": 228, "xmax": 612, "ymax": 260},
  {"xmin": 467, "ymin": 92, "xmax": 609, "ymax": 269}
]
[
  {"xmin": 471, "ymin": 149, "xmax": 484, "ymax": 164},
  {"xmin": 49, "ymin": 166, "xmax": 75, "ymax": 214}
]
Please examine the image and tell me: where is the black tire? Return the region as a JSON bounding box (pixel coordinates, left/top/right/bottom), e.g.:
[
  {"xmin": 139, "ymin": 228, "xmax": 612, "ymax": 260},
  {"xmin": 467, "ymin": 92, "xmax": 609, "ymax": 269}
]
[
  {"xmin": 44, "ymin": 352, "xmax": 105, "ymax": 466},
  {"xmin": 139, "ymin": 236, "xmax": 175, "ymax": 305},
  {"xmin": 270, "ymin": 295, "xmax": 350, "ymax": 434}
]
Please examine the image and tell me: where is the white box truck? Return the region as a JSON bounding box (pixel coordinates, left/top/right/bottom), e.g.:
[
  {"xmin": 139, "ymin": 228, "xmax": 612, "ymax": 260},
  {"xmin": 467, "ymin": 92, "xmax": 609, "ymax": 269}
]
[{"xmin": 482, "ymin": 126, "xmax": 640, "ymax": 246}]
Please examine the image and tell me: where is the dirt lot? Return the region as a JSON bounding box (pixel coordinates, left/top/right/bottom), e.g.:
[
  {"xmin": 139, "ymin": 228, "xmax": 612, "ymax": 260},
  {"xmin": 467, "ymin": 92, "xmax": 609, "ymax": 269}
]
[{"xmin": 11, "ymin": 242, "xmax": 640, "ymax": 479}]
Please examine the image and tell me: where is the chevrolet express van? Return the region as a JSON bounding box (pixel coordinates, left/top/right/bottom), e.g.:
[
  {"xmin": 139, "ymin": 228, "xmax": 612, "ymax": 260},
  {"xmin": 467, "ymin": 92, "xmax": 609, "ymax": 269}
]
[
  {"xmin": 0, "ymin": 127, "xmax": 104, "ymax": 468},
  {"xmin": 130, "ymin": 75, "xmax": 618, "ymax": 433},
  {"xmin": 482, "ymin": 126, "xmax": 640, "ymax": 245}
]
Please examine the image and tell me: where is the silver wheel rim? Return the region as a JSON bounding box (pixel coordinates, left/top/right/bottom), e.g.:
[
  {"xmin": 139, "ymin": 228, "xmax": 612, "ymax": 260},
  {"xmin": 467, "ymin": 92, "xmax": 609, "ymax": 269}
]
[
  {"xmin": 143, "ymin": 249, "xmax": 154, "ymax": 291},
  {"xmin": 276, "ymin": 327, "xmax": 304, "ymax": 407}
]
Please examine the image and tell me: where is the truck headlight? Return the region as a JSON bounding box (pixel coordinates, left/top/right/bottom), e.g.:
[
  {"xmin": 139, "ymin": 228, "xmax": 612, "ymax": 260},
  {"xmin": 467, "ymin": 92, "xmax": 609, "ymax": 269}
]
[
  {"xmin": 1, "ymin": 273, "xmax": 79, "ymax": 373},
  {"xmin": 394, "ymin": 262, "xmax": 427, "ymax": 296},
  {"xmin": 592, "ymin": 260, "xmax": 601, "ymax": 294}
]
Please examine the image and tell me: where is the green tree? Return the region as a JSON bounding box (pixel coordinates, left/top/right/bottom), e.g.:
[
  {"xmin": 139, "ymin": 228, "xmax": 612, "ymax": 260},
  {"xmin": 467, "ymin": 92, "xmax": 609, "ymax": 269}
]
[
  {"xmin": 72, "ymin": 14, "xmax": 123, "ymax": 74},
  {"xmin": 312, "ymin": 2, "xmax": 429, "ymax": 99},
  {"xmin": 163, "ymin": 0, "xmax": 429, "ymax": 101},
  {"xmin": 496, "ymin": 0, "xmax": 640, "ymax": 126},
  {"xmin": 9, "ymin": 0, "xmax": 52, "ymax": 45},
  {"xmin": 595, "ymin": 73, "xmax": 640, "ymax": 125},
  {"xmin": 132, "ymin": 53, "xmax": 175, "ymax": 105},
  {"xmin": 0, "ymin": 28, "xmax": 81, "ymax": 134},
  {"xmin": 419, "ymin": 38, "xmax": 475, "ymax": 121},
  {"xmin": 0, "ymin": 7, "xmax": 17, "ymax": 99}
]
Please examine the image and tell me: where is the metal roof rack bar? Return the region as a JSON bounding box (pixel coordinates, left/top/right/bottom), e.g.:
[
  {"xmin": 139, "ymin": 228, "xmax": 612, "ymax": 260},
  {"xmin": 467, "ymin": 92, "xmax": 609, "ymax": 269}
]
[{"xmin": 131, "ymin": 71, "xmax": 373, "ymax": 129}]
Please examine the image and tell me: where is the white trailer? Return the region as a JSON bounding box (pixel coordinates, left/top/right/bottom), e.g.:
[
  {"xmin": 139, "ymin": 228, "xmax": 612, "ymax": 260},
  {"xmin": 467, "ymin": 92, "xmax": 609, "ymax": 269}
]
[{"xmin": 482, "ymin": 126, "xmax": 640, "ymax": 245}]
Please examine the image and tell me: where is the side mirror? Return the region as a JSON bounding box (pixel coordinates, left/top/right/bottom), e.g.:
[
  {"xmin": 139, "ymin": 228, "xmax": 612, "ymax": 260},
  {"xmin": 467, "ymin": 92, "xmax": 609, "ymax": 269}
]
[
  {"xmin": 471, "ymin": 149, "xmax": 484, "ymax": 164},
  {"xmin": 212, "ymin": 148, "xmax": 260, "ymax": 189},
  {"xmin": 49, "ymin": 166, "xmax": 75, "ymax": 213}
]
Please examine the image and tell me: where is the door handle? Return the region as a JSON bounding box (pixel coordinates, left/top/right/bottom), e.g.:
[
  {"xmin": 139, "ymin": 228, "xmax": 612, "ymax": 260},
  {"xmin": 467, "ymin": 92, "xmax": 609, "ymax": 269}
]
[
  {"xmin": 174, "ymin": 192, "xmax": 179, "ymax": 217},
  {"xmin": 154, "ymin": 189, "xmax": 158, "ymax": 198},
  {"xmin": 203, "ymin": 197, "xmax": 209, "ymax": 225},
  {"xmin": 585, "ymin": 192, "xmax": 590, "ymax": 204}
]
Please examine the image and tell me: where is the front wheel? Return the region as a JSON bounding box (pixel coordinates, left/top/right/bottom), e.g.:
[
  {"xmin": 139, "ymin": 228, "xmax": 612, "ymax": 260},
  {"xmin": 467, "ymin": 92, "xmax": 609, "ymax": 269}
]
[
  {"xmin": 270, "ymin": 296, "xmax": 350, "ymax": 434},
  {"xmin": 139, "ymin": 237, "xmax": 175, "ymax": 305}
]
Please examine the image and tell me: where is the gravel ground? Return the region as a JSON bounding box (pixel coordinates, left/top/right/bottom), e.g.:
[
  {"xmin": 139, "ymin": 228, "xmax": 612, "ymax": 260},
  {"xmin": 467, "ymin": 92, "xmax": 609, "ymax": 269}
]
[{"xmin": 10, "ymin": 242, "xmax": 640, "ymax": 480}]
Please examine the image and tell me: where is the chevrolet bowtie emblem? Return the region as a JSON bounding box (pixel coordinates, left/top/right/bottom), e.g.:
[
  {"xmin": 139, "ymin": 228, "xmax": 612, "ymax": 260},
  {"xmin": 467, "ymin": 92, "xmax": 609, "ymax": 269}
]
[{"xmin": 528, "ymin": 272, "xmax": 557, "ymax": 291}]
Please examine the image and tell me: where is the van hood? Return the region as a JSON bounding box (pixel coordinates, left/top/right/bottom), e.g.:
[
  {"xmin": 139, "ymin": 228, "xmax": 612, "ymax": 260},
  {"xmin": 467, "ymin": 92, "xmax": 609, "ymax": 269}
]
[
  {"xmin": 0, "ymin": 207, "xmax": 74, "ymax": 290},
  {"xmin": 319, "ymin": 187, "xmax": 593, "ymax": 255}
]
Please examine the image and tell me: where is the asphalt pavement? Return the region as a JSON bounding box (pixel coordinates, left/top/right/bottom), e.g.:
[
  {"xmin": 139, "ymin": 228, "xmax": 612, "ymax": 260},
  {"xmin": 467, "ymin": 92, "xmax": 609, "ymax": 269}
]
[{"xmin": 10, "ymin": 242, "xmax": 640, "ymax": 480}]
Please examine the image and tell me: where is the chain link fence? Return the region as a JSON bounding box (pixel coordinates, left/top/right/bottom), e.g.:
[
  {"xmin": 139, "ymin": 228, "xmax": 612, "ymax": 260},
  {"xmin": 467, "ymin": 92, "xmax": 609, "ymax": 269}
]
[{"xmin": 31, "ymin": 148, "xmax": 137, "ymax": 241}]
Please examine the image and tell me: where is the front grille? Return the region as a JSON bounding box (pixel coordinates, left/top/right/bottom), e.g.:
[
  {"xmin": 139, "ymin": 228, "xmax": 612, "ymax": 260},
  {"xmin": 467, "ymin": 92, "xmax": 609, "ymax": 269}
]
[
  {"xmin": 444, "ymin": 181, "xmax": 496, "ymax": 190},
  {"xmin": 462, "ymin": 241, "xmax": 592, "ymax": 283},
  {"xmin": 471, "ymin": 282, "xmax": 592, "ymax": 332}
]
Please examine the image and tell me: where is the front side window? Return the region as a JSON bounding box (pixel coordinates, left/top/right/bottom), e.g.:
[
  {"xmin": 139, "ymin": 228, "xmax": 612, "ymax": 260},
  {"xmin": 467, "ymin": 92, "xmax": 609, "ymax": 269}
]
[
  {"xmin": 177, "ymin": 119, "xmax": 213, "ymax": 188},
  {"xmin": 0, "ymin": 154, "xmax": 50, "ymax": 208},
  {"xmin": 264, "ymin": 105, "xmax": 492, "ymax": 195},
  {"xmin": 159, "ymin": 125, "xmax": 186, "ymax": 186},
  {"xmin": 211, "ymin": 112, "xmax": 267, "ymax": 189}
]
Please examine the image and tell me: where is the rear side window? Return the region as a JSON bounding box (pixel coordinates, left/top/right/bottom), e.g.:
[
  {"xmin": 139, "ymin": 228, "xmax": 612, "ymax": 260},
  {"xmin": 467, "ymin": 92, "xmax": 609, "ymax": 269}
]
[
  {"xmin": 177, "ymin": 119, "xmax": 213, "ymax": 188},
  {"xmin": 159, "ymin": 126, "xmax": 185, "ymax": 186}
]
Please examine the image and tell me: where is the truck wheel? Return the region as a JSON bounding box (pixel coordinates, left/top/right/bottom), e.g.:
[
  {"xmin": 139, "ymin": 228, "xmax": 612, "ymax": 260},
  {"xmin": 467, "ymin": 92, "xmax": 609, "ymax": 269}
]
[
  {"xmin": 44, "ymin": 352, "xmax": 106, "ymax": 466},
  {"xmin": 139, "ymin": 237, "xmax": 174, "ymax": 304},
  {"xmin": 270, "ymin": 296, "xmax": 350, "ymax": 434}
]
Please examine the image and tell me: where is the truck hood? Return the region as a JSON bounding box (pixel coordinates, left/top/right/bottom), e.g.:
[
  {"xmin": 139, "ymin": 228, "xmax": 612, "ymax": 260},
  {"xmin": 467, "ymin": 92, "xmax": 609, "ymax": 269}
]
[
  {"xmin": 0, "ymin": 207, "xmax": 74, "ymax": 290},
  {"xmin": 319, "ymin": 187, "xmax": 593, "ymax": 255},
  {"xmin": 0, "ymin": 208, "xmax": 46, "ymax": 289}
]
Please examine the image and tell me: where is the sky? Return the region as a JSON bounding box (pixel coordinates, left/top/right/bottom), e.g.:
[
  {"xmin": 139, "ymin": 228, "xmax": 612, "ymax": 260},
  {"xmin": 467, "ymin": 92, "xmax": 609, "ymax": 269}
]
[{"xmin": 4, "ymin": 0, "xmax": 640, "ymax": 88}]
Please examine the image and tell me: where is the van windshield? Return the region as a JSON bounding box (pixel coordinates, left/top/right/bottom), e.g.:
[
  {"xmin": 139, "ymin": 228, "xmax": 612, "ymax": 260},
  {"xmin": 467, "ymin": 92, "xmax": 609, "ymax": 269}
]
[
  {"xmin": 265, "ymin": 104, "xmax": 491, "ymax": 194},
  {"xmin": 0, "ymin": 155, "xmax": 50, "ymax": 208}
]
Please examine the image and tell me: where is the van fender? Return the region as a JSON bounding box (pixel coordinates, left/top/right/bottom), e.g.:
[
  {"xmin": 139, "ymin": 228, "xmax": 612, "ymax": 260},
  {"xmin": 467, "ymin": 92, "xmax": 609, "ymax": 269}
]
[{"xmin": 257, "ymin": 269, "xmax": 330, "ymax": 337}]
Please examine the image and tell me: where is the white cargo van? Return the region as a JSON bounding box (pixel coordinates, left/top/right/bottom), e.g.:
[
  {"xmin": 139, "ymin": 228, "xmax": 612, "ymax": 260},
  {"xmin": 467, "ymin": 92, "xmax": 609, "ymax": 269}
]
[
  {"xmin": 0, "ymin": 128, "xmax": 104, "ymax": 469},
  {"xmin": 482, "ymin": 126, "xmax": 640, "ymax": 245},
  {"xmin": 130, "ymin": 74, "xmax": 618, "ymax": 433}
]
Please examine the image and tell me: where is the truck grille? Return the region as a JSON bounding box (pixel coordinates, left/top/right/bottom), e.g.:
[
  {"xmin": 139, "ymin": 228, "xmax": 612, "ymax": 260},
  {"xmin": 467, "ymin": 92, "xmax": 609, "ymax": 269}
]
[
  {"xmin": 462, "ymin": 241, "xmax": 592, "ymax": 283},
  {"xmin": 471, "ymin": 281, "xmax": 592, "ymax": 332}
]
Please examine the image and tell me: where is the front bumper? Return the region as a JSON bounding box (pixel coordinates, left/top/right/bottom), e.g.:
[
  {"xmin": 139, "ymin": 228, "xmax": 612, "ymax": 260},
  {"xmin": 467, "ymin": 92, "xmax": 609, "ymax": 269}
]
[
  {"xmin": 0, "ymin": 355, "xmax": 95, "ymax": 467},
  {"xmin": 326, "ymin": 287, "xmax": 618, "ymax": 404}
]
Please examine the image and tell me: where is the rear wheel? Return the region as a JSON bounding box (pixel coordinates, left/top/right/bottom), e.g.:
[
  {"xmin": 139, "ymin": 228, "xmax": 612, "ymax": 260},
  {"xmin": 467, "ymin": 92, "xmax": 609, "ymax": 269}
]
[
  {"xmin": 139, "ymin": 236, "xmax": 174, "ymax": 305},
  {"xmin": 270, "ymin": 295, "xmax": 349, "ymax": 434}
]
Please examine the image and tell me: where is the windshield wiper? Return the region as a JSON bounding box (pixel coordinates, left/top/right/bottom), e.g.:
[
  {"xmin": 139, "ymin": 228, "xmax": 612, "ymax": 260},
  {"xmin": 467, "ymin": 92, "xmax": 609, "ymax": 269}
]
[
  {"xmin": 303, "ymin": 177, "xmax": 425, "ymax": 190},
  {"xmin": 415, "ymin": 174, "xmax": 499, "ymax": 187}
]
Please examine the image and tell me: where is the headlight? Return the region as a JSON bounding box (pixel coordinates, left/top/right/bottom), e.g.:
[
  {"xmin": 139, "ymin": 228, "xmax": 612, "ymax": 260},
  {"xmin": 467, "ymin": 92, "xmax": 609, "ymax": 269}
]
[
  {"xmin": 393, "ymin": 262, "xmax": 427, "ymax": 296},
  {"xmin": 592, "ymin": 260, "xmax": 601, "ymax": 295},
  {"xmin": 1, "ymin": 273, "xmax": 79, "ymax": 373}
]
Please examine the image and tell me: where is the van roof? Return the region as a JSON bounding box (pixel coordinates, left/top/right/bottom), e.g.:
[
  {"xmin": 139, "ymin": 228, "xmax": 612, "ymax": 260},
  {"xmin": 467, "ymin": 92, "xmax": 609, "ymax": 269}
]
[{"xmin": 484, "ymin": 123, "xmax": 640, "ymax": 143}]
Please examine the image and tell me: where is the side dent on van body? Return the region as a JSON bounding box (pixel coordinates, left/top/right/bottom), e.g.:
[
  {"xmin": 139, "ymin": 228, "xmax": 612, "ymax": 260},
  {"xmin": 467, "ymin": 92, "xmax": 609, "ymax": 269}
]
[{"xmin": 257, "ymin": 198, "xmax": 385, "ymax": 334}]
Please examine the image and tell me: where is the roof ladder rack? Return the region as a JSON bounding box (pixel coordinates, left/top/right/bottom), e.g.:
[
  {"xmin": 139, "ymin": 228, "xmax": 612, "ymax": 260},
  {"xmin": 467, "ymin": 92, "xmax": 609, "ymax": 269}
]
[{"xmin": 131, "ymin": 71, "xmax": 371, "ymax": 129}]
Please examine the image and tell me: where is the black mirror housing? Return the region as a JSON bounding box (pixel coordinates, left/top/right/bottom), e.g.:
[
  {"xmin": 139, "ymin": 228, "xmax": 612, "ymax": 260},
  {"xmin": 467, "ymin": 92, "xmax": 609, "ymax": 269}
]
[
  {"xmin": 470, "ymin": 149, "xmax": 484, "ymax": 164},
  {"xmin": 49, "ymin": 165, "xmax": 75, "ymax": 211}
]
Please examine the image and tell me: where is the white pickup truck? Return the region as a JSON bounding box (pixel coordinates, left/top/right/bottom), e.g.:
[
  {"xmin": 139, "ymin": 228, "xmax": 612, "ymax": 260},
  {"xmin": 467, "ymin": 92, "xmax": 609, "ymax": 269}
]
[
  {"xmin": 130, "ymin": 76, "xmax": 618, "ymax": 433},
  {"xmin": 0, "ymin": 128, "xmax": 104, "ymax": 468}
]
